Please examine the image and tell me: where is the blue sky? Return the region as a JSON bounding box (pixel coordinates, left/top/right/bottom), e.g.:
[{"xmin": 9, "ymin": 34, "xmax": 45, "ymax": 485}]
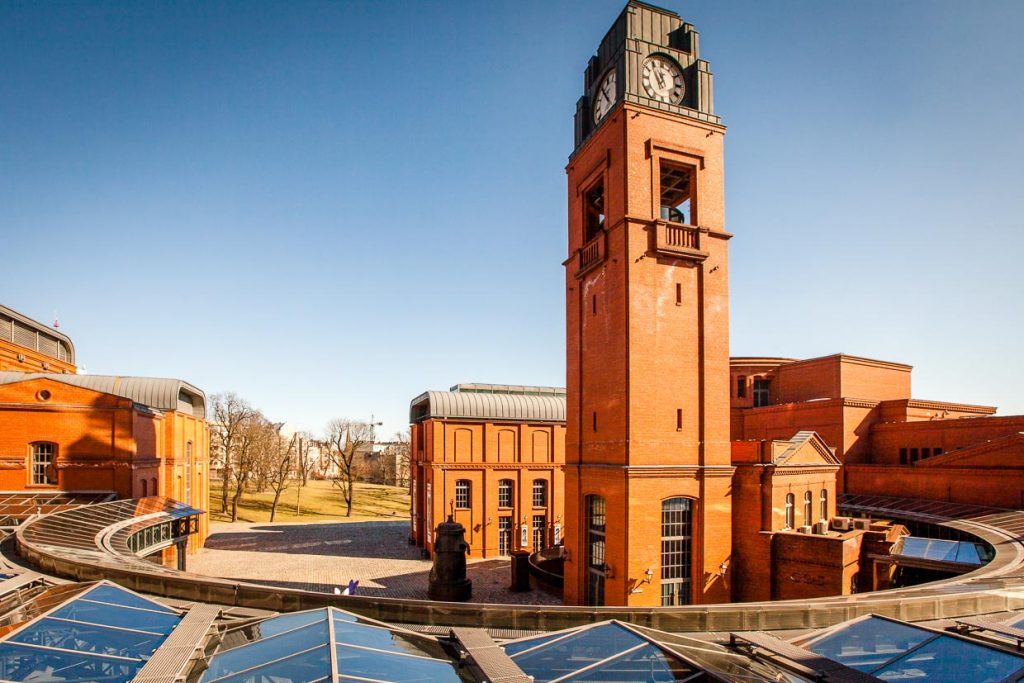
[{"xmin": 2, "ymin": 1, "xmax": 1022, "ymax": 438}]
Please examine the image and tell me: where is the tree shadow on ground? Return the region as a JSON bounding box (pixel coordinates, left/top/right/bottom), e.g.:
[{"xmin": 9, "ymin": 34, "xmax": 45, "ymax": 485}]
[{"xmin": 203, "ymin": 521, "xmax": 422, "ymax": 561}]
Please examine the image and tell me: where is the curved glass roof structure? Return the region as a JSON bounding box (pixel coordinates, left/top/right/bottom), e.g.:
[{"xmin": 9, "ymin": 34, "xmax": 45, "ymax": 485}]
[
  {"xmin": 0, "ymin": 581, "xmax": 182, "ymax": 682},
  {"xmin": 202, "ymin": 607, "xmax": 462, "ymax": 683}
]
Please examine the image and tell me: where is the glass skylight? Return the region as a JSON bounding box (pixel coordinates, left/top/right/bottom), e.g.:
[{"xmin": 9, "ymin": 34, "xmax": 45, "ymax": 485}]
[
  {"xmin": 896, "ymin": 537, "xmax": 990, "ymax": 566},
  {"xmin": 0, "ymin": 581, "xmax": 182, "ymax": 683},
  {"xmin": 503, "ymin": 622, "xmax": 700, "ymax": 683},
  {"xmin": 804, "ymin": 615, "xmax": 1024, "ymax": 682},
  {"xmin": 202, "ymin": 607, "xmax": 461, "ymax": 683}
]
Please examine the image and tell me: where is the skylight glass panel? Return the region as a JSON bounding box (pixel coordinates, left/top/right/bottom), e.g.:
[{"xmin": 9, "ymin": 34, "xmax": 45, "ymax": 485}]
[
  {"xmin": 510, "ymin": 623, "xmax": 647, "ymax": 682},
  {"xmin": 806, "ymin": 617, "xmax": 933, "ymax": 672},
  {"xmin": 203, "ymin": 620, "xmax": 330, "ymax": 680},
  {"xmin": 9, "ymin": 617, "xmax": 165, "ymax": 659},
  {"xmin": 334, "ymin": 644, "xmax": 461, "ymax": 682},
  {"xmin": 503, "ymin": 630, "xmax": 571, "ymax": 656},
  {"xmin": 206, "ymin": 645, "xmax": 332, "ymax": 683},
  {"xmin": 871, "ymin": 634, "xmax": 1024, "ymax": 682},
  {"xmin": 0, "ymin": 643, "xmax": 141, "ymax": 683},
  {"xmin": 81, "ymin": 583, "xmax": 175, "ymax": 612},
  {"xmin": 897, "ymin": 537, "xmax": 986, "ymax": 566},
  {"xmin": 49, "ymin": 597, "xmax": 181, "ymax": 635},
  {"xmin": 573, "ymin": 643, "xmax": 697, "ymax": 682},
  {"xmin": 332, "ymin": 616, "xmax": 437, "ymax": 658},
  {"xmin": 249, "ymin": 609, "xmax": 328, "ymax": 641}
]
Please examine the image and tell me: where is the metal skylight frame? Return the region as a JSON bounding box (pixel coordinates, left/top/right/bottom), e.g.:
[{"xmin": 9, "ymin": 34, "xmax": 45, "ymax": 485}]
[
  {"xmin": 202, "ymin": 606, "xmax": 461, "ymax": 683},
  {"xmin": 0, "ymin": 579, "xmax": 184, "ymax": 681},
  {"xmin": 798, "ymin": 613, "xmax": 1024, "ymax": 682}
]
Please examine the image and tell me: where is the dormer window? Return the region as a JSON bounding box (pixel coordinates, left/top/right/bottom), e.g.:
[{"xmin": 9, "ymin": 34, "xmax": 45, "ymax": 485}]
[
  {"xmin": 660, "ymin": 162, "xmax": 693, "ymax": 224},
  {"xmin": 584, "ymin": 181, "xmax": 605, "ymax": 243}
]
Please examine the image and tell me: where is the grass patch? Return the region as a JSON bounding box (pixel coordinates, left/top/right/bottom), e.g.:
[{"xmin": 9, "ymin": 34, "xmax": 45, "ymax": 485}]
[{"xmin": 209, "ymin": 479, "xmax": 410, "ymax": 524}]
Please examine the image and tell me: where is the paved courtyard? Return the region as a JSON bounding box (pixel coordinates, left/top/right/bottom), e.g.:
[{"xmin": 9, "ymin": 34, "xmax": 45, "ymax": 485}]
[{"xmin": 189, "ymin": 520, "xmax": 561, "ymax": 605}]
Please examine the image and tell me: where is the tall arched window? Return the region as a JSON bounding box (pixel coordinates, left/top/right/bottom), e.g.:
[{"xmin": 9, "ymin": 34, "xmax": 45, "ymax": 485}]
[
  {"xmin": 820, "ymin": 489, "xmax": 828, "ymax": 522},
  {"xmin": 532, "ymin": 479, "xmax": 548, "ymax": 508},
  {"xmin": 585, "ymin": 495, "xmax": 606, "ymax": 606},
  {"xmin": 141, "ymin": 479, "xmax": 148, "ymax": 497},
  {"xmin": 803, "ymin": 491, "xmax": 813, "ymax": 527},
  {"xmin": 454, "ymin": 480, "xmax": 471, "ymax": 509},
  {"xmin": 661, "ymin": 497, "xmax": 693, "ymax": 606},
  {"xmin": 30, "ymin": 443, "xmax": 57, "ymax": 485},
  {"xmin": 784, "ymin": 493, "xmax": 795, "ymax": 529},
  {"xmin": 151, "ymin": 477, "xmax": 158, "ymax": 497},
  {"xmin": 498, "ymin": 479, "xmax": 514, "ymax": 509}
]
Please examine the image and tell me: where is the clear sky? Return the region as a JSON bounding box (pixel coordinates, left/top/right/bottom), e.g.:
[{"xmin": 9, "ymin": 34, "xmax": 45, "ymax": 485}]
[{"xmin": 2, "ymin": 1, "xmax": 1022, "ymax": 439}]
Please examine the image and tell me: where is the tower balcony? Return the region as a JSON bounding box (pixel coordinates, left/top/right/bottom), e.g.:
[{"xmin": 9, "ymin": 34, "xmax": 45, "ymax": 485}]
[
  {"xmin": 651, "ymin": 220, "xmax": 708, "ymax": 262},
  {"xmin": 575, "ymin": 230, "xmax": 607, "ymax": 278}
]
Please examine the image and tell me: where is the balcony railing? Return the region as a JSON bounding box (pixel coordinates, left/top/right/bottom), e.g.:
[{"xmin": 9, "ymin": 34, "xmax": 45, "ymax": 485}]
[
  {"xmin": 652, "ymin": 221, "xmax": 707, "ymax": 261},
  {"xmin": 576, "ymin": 231, "xmax": 606, "ymax": 277}
]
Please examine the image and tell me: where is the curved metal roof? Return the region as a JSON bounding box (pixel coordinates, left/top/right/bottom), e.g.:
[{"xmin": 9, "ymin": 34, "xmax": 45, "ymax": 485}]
[
  {"xmin": 0, "ymin": 372, "xmax": 206, "ymax": 418},
  {"xmin": 410, "ymin": 390, "xmax": 565, "ymax": 423},
  {"xmin": 0, "ymin": 304, "xmax": 76, "ymax": 365}
]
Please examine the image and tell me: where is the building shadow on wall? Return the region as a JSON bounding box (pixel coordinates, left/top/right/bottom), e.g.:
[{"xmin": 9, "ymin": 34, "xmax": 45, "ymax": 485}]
[{"xmin": 203, "ymin": 521, "xmax": 420, "ymax": 561}]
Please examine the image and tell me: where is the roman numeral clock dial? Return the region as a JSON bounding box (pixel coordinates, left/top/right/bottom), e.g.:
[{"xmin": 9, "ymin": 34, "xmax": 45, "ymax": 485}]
[
  {"xmin": 642, "ymin": 55, "xmax": 685, "ymax": 104},
  {"xmin": 592, "ymin": 69, "xmax": 616, "ymax": 124}
]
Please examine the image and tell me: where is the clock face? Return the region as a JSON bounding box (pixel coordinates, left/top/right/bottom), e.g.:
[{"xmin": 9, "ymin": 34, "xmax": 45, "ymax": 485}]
[
  {"xmin": 642, "ymin": 55, "xmax": 685, "ymax": 104},
  {"xmin": 592, "ymin": 69, "xmax": 616, "ymax": 124}
]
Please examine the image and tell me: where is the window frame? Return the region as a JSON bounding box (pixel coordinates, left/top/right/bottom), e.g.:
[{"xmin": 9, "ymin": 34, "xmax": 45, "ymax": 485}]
[
  {"xmin": 820, "ymin": 488, "xmax": 828, "ymax": 522},
  {"xmin": 784, "ymin": 493, "xmax": 795, "ymax": 530},
  {"xmin": 532, "ymin": 479, "xmax": 548, "ymax": 508},
  {"xmin": 661, "ymin": 496, "xmax": 693, "ymax": 607},
  {"xmin": 29, "ymin": 442, "xmax": 58, "ymax": 487},
  {"xmin": 498, "ymin": 479, "xmax": 514, "ymax": 509},
  {"xmin": 753, "ymin": 379, "xmax": 771, "ymax": 408},
  {"xmin": 803, "ymin": 491, "xmax": 813, "ymax": 527},
  {"xmin": 454, "ymin": 479, "xmax": 471, "ymax": 510}
]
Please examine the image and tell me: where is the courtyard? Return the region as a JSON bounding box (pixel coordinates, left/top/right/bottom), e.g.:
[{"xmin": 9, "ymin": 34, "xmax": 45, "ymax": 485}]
[{"xmin": 189, "ymin": 518, "xmax": 561, "ymax": 605}]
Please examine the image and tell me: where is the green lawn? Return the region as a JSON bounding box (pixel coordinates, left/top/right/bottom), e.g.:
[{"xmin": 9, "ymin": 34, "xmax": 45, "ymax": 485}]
[{"xmin": 209, "ymin": 479, "xmax": 410, "ymax": 523}]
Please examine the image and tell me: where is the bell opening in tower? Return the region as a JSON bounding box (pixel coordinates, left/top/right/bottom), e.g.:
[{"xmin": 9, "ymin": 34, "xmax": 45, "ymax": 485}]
[
  {"xmin": 584, "ymin": 180, "xmax": 605, "ymax": 243},
  {"xmin": 660, "ymin": 161, "xmax": 693, "ymax": 225}
]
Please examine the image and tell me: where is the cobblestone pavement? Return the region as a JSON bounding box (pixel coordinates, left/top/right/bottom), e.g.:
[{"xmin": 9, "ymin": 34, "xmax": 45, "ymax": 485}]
[{"xmin": 189, "ymin": 520, "xmax": 561, "ymax": 605}]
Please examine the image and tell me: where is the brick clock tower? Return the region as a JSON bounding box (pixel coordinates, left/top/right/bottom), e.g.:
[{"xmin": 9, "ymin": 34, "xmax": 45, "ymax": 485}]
[{"xmin": 564, "ymin": 1, "xmax": 732, "ymax": 607}]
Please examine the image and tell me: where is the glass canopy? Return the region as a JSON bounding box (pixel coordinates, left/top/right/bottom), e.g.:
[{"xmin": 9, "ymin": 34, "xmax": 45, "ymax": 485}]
[
  {"xmin": 803, "ymin": 615, "xmax": 1024, "ymax": 682},
  {"xmin": 0, "ymin": 580, "xmax": 182, "ymax": 683},
  {"xmin": 502, "ymin": 621, "xmax": 797, "ymax": 683},
  {"xmin": 896, "ymin": 537, "xmax": 992, "ymax": 566},
  {"xmin": 201, "ymin": 607, "xmax": 463, "ymax": 683}
]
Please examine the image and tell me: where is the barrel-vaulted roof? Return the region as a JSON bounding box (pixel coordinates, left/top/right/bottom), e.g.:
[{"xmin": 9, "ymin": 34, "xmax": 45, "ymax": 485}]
[
  {"xmin": 410, "ymin": 386, "xmax": 565, "ymax": 424},
  {"xmin": 0, "ymin": 372, "xmax": 206, "ymax": 418}
]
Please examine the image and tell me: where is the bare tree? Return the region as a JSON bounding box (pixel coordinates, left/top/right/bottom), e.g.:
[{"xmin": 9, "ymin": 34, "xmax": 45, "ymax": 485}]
[
  {"xmin": 229, "ymin": 411, "xmax": 267, "ymax": 522},
  {"xmin": 294, "ymin": 432, "xmax": 318, "ymax": 486},
  {"xmin": 323, "ymin": 419, "xmax": 374, "ymax": 517},
  {"xmin": 210, "ymin": 393, "xmax": 256, "ymax": 514},
  {"xmin": 267, "ymin": 426, "xmax": 296, "ymax": 522}
]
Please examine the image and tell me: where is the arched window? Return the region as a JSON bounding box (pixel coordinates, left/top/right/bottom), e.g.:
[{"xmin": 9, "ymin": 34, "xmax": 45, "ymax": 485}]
[
  {"xmin": 498, "ymin": 479, "xmax": 514, "ymax": 509},
  {"xmin": 784, "ymin": 493, "xmax": 795, "ymax": 529},
  {"xmin": 151, "ymin": 477, "xmax": 158, "ymax": 497},
  {"xmin": 185, "ymin": 441, "xmax": 193, "ymax": 505},
  {"xmin": 532, "ymin": 479, "xmax": 547, "ymax": 508},
  {"xmin": 803, "ymin": 491, "xmax": 813, "ymax": 527},
  {"xmin": 141, "ymin": 479, "xmax": 148, "ymax": 497},
  {"xmin": 820, "ymin": 489, "xmax": 828, "ymax": 521},
  {"xmin": 30, "ymin": 443, "xmax": 57, "ymax": 485},
  {"xmin": 585, "ymin": 495, "xmax": 606, "ymax": 606},
  {"xmin": 661, "ymin": 497, "xmax": 693, "ymax": 606},
  {"xmin": 454, "ymin": 480, "xmax": 471, "ymax": 509}
]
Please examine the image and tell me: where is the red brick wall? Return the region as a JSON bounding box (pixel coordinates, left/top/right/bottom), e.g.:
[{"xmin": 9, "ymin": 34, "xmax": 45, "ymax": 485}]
[
  {"xmin": 869, "ymin": 415, "xmax": 1024, "ymax": 466},
  {"xmin": 846, "ymin": 464, "xmax": 1024, "ymax": 509}
]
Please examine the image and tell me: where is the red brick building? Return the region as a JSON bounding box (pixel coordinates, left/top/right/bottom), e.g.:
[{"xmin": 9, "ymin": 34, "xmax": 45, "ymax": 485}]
[
  {"xmin": 410, "ymin": 2, "xmax": 1024, "ymax": 608},
  {"xmin": 409, "ymin": 384, "xmax": 565, "ymax": 559},
  {"xmin": 0, "ymin": 305, "xmax": 210, "ymax": 555}
]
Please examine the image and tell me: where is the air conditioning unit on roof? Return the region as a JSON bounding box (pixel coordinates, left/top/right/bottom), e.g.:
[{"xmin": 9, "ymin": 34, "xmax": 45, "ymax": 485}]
[
  {"xmin": 796, "ymin": 525, "xmax": 813, "ymax": 534},
  {"xmin": 853, "ymin": 518, "xmax": 871, "ymax": 531},
  {"xmin": 831, "ymin": 516, "xmax": 854, "ymax": 531}
]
